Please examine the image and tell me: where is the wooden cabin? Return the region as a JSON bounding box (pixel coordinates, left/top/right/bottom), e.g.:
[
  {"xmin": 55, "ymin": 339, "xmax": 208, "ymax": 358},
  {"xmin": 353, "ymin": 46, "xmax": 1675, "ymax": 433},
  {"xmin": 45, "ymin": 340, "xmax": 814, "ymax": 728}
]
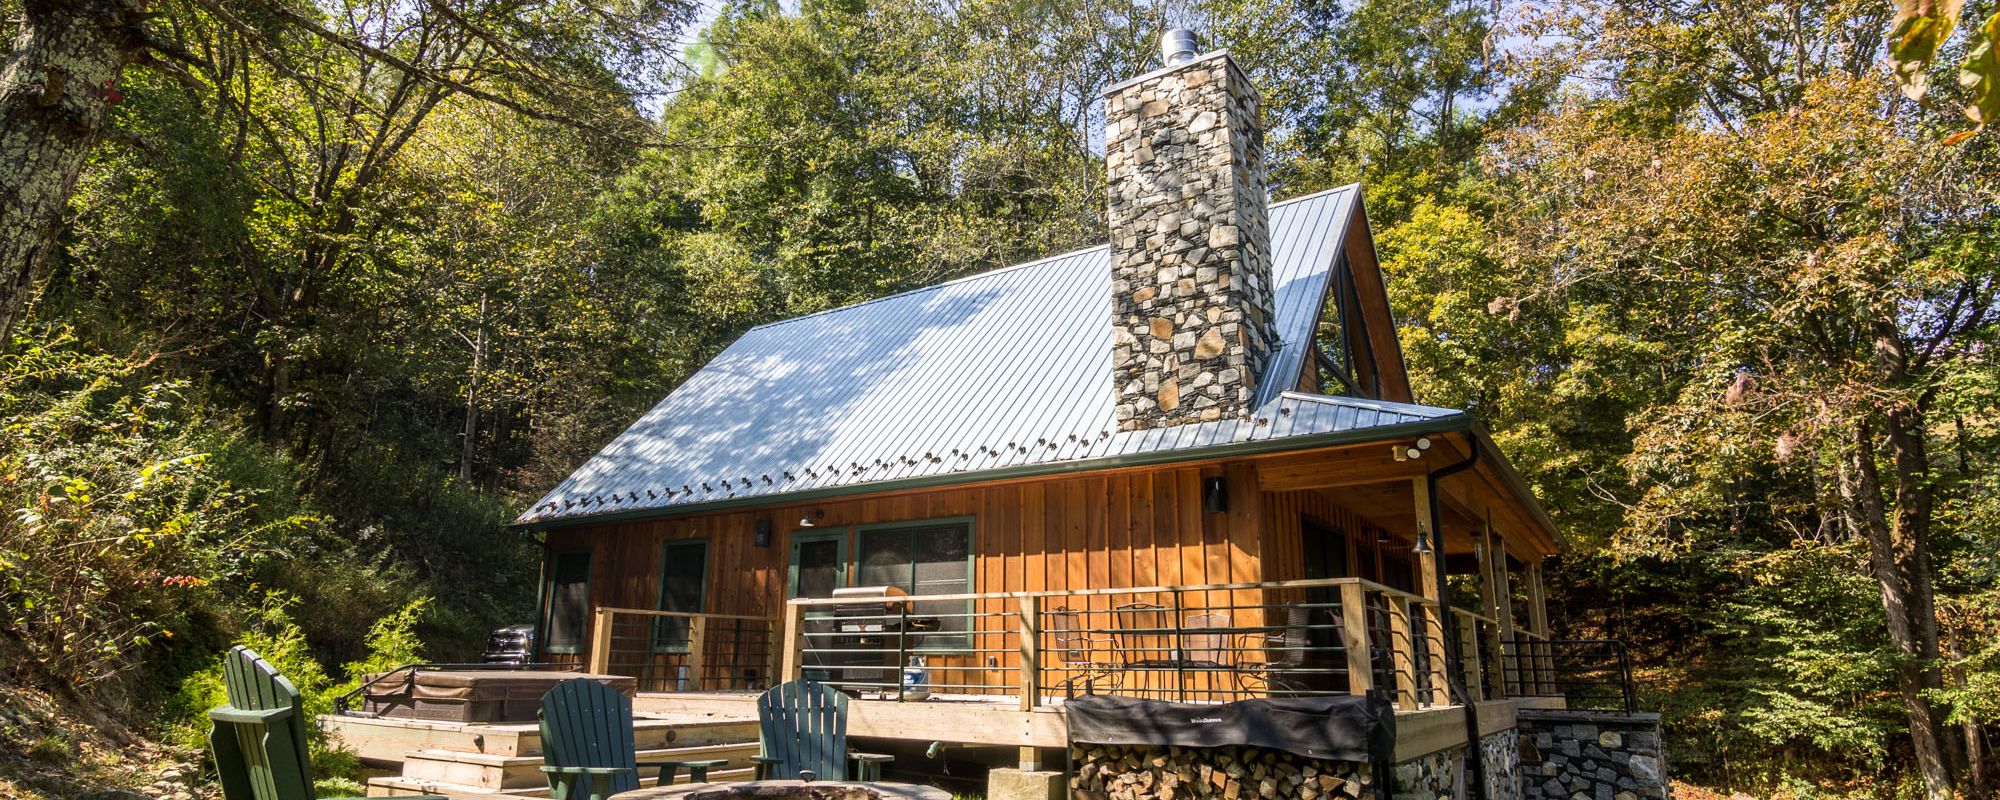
[{"xmin": 513, "ymin": 42, "xmax": 1572, "ymax": 788}]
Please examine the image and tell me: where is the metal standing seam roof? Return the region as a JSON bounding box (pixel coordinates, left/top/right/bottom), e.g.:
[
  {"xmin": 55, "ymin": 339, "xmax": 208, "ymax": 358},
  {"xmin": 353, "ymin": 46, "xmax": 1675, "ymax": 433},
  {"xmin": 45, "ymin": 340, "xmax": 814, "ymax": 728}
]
[{"xmin": 517, "ymin": 185, "xmax": 1473, "ymax": 527}]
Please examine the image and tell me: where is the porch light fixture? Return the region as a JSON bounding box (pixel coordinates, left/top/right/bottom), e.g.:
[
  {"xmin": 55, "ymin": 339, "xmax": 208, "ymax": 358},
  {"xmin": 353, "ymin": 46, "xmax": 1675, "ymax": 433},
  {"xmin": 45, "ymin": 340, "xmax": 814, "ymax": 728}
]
[
  {"xmin": 754, "ymin": 517, "xmax": 773, "ymax": 547},
  {"xmin": 1202, "ymin": 476, "xmax": 1229, "ymax": 514},
  {"xmin": 798, "ymin": 509, "xmax": 824, "ymax": 528}
]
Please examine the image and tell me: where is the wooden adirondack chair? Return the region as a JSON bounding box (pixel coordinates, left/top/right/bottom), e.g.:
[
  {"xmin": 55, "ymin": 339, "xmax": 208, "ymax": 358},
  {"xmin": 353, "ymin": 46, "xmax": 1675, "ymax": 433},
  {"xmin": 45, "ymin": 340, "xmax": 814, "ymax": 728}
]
[
  {"xmin": 207, "ymin": 645, "xmax": 444, "ymax": 800},
  {"xmin": 750, "ymin": 679, "xmax": 893, "ymax": 782},
  {"xmin": 538, "ymin": 678, "xmax": 728, "ymax": 800}
]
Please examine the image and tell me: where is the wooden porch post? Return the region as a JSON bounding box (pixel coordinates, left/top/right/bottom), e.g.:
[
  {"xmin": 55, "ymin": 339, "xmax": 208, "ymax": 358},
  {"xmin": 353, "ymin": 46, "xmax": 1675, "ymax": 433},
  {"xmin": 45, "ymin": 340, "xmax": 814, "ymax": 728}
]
[
  {"xmin": 1527, "ymin": 561, "xmax": 1551, "ymax": 693},
  {"xmin": 779, "ymin": 601, "xmax": 807, "ymax": 682},
  {"xmin": 1490, "ymin": 530, "xmax": 1517, "ymax": 696},
  {"xmin": 1457, "ymin": 613, "xmax": 1484, "ymax": 702},
  {"xmin": 1339, "ymin": 581, "xmax": 1373, "ymax": 696},
  {"xmin": 1017, "ymin": 594, "xmax": 1042, "ymax": 771},
  {"xmin": 1411, "ymin": 478, "xmax": 1451, "ymax": 707},
  {"xmin": 588, "ymin": 607, "xmax": 614, "ymax": 675},
  {"xmin": 1017, "ymin": 594, "xmax": 1040, "ymax": 711},
  {"xmin": 684, "ymin": 616, "xmax": 708, "ymax": 692}
]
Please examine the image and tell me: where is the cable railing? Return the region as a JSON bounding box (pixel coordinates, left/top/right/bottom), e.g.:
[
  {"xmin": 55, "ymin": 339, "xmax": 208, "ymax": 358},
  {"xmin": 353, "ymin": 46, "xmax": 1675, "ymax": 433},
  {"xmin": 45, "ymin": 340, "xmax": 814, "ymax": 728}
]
[
  {"xmin": 1501, "ymin": 636, "xmax": 1635, "ymax": 712},
  {"xmin": 586, "ymin": 608, "xmax": 779, "ymax": 693},
  {"xmin": 770, "ymin": 577, "xmax": 1519, "ymax": 710}
]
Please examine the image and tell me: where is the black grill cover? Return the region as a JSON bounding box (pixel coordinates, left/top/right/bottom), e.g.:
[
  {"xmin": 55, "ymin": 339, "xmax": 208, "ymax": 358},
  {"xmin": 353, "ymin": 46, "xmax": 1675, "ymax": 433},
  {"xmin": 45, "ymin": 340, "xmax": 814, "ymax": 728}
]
[{"xmin": 1065, "ymin": 694, "xmax": 1395, "ymax": 763}]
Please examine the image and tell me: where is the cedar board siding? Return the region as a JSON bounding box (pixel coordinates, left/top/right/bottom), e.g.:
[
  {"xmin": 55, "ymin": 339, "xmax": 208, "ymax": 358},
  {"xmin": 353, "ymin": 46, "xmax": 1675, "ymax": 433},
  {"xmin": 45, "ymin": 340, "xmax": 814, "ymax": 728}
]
[{"xmin": 536, "ymin": 458, "xmax": 1440, "ymax": 702}]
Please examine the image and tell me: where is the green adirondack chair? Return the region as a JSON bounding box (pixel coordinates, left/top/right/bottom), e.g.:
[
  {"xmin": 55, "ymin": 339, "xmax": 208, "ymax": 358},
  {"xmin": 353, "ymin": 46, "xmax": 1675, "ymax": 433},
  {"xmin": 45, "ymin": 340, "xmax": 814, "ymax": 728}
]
[
  {"xmin": 538, "ymin": 678, "xmax": 728, "ymax": 800},
  {"xmin": 207, "ymin": 645, "xmax": 444, "ymax": 800},
  {"xmin": 749, "ymin": 679, "xmax": 893, "ymax": 782}
]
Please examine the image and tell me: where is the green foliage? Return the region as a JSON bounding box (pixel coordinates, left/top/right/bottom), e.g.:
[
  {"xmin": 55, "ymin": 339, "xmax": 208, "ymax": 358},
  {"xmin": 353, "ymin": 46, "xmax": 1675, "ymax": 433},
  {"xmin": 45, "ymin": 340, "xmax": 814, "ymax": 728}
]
[
  {"xmin": 167, "ymin": 593, "xmax": 432, "ymax": 783},
  {"xmin": 0, "ymin": 333, "xmax": 313, "ymax": 687}
]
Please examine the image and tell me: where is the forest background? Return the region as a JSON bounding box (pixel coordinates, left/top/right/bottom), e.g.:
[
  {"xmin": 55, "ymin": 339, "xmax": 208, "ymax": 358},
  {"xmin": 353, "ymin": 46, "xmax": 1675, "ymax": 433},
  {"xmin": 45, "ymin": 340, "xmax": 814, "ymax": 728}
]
[{"xmin": 0, "ymin": 0, "xmax": 1996, "ymax": 797}]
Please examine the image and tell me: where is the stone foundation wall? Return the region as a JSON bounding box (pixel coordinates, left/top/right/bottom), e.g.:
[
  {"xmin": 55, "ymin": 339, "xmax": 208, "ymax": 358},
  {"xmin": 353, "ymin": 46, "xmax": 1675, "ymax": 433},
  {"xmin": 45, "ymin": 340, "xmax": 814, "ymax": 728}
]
[
  {"xmin": 1391, "ymin": 748, "xmax": 1456, "ymax": 800},
  {"xmin": 1517, "ymin": 711, "xmax": 1668, "ymax": 800},
  {"xmin": 1070, "ymin": 743, "xmax": 1370, "ymax": 800},
  {"xmin": 1482, "ymin": 730, "xmax": 1523, "ymax": 800}
]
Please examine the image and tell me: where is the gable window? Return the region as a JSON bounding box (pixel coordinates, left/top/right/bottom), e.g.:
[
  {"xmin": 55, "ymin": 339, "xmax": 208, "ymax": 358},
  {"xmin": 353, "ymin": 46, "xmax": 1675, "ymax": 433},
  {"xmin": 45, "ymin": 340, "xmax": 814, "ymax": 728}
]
[
  {"xmin": 544, "ymin": 550, "xmax": 592, "ymax": 655},
  {"xmin": 653, "ymin": 539, "xmax": 709, "ymax": 652},
  {"xmin": 856, "ymin": 518, "xmax": 973, "ymax": 650}
]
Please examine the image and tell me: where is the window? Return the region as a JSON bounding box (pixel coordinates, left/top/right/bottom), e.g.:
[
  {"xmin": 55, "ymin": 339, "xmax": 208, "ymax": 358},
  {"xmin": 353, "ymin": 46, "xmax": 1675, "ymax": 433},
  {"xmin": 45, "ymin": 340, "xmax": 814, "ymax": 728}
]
[
  {"xmin": 544, "ymin": 550, "xmax": 592, "ymax": 654},
  {"xmin": 789, "ymin": 531, "xmax": 848, "ymax": 600},
  {"xmin": 857, "ymin": 519, "xmax": 973, "ymax": 650},
  {"xmin": 653, "ymin": 539, "xmax": 709, "ymax": 652}
]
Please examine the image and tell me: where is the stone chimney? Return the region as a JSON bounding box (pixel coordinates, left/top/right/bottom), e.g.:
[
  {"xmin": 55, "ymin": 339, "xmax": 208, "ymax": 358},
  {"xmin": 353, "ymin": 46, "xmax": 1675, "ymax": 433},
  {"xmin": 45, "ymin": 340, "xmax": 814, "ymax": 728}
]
[{"xmin": 1106, "ymin": 30, "xmax": 1276, "ymax": 431}]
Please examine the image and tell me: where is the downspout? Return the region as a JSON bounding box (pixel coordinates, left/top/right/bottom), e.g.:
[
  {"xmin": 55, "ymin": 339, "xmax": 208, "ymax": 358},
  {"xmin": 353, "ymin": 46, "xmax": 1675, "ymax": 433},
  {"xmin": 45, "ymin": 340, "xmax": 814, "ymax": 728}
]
[
  {"xmin": 1427, "ymin": 439, "xmax": 1486, "ymax": 800},
  {"xmin": 530, "ymin": 529, "xmax": 550, "ymax": 661}
]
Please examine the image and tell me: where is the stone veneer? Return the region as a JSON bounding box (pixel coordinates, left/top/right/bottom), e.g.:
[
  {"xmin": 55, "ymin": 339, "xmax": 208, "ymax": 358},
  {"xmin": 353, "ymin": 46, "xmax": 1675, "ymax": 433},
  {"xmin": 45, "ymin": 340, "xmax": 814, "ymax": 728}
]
[
  {"xmin": 1482, "ymin": 730, "xmax": 1524, "ymax": 800},
  {"xmin": 1516, "ymin": 711, "xmax": 1669, "ymax": 800},
  {"xmin": 1104, "ymin": 50, "xmax": 1276, "ymax": 430}
]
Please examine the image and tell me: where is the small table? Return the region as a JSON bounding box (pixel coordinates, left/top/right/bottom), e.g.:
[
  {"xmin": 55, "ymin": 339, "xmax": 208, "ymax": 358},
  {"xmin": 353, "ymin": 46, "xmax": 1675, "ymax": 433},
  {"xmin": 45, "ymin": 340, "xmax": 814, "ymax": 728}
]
[{"xmin": 610, "ymin": 781, "xmax": 952, "ymax": 800}]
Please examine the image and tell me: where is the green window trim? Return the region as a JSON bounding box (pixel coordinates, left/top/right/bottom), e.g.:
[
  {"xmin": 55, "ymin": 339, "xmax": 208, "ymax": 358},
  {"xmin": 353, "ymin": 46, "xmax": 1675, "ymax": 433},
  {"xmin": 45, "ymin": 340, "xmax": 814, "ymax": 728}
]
[
  {"xmin": 543, "ymin": 549, "xmax": 593, "ymax": 655},
  {"xmin": 788, "ymin": 528, "xmax": 850, "ymax": 602},
  {"xmin": 855, "ymin": 516, "xmax": 976, "ymax": 653},
  {"xmin": 652, "ymin": 538, "xmax": 710, "ymax": 653}
]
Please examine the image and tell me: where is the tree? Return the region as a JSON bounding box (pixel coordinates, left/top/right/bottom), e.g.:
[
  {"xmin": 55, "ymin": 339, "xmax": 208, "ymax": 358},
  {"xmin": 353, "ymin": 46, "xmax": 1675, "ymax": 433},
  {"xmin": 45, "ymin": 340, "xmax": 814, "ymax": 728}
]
[{"xmin": 0, "ymin": 0, "xmax": 696, "ymax": 350}]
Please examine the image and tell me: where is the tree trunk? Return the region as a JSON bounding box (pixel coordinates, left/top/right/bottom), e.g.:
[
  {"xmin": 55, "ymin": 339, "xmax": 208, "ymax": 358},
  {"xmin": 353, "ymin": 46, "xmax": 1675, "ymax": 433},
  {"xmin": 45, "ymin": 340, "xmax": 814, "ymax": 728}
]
[
  {"xmin": 459, "ymin": 294, "xmax": 487, "ymax": 482},
  {"xmin": 0, "ymin": 0, "xmax": 149, "ymax": 342}
]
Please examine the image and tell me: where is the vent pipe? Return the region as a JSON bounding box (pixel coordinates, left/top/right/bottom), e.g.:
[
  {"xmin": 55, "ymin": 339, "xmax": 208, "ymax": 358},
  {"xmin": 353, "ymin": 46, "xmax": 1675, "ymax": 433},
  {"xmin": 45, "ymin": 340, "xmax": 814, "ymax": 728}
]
[{"xmin": 1161, "ymin": 28, "xmax": 1198, "ymax": 65}]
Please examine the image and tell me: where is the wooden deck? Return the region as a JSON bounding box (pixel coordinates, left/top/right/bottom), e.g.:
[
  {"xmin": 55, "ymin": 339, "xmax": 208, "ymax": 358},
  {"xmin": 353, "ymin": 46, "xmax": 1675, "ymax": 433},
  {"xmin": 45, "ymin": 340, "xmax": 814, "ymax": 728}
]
[
  {"xmin": 631, "ymin": 691, "xmax": 1560, "ymax": 761},
  {"xmin": 323, "ymin": 711, "xmax": 760, "ymax": 799}
]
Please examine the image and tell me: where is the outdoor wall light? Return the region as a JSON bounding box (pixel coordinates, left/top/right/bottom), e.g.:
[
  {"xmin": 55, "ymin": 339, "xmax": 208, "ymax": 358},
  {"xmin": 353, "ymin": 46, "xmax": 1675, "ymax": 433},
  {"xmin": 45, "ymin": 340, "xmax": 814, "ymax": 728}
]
[
  {"xmin": 754, "ymin": 517, "xmax": 773, "ymax": 547},
  {"xmin": 798, "ymin": 509, "xmax": 825, "ymax": 528},
  {"xmin": 1202, "ymin": 476, "xmax": 1229, "ymax": 514}
]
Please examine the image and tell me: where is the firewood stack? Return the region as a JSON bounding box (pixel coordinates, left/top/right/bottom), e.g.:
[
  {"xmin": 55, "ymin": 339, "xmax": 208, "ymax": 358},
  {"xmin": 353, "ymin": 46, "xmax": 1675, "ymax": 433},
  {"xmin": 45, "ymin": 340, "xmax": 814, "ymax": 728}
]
[{"xmin": 1069, "ymin": 743, "xmax": 1374, "ymax": 800}]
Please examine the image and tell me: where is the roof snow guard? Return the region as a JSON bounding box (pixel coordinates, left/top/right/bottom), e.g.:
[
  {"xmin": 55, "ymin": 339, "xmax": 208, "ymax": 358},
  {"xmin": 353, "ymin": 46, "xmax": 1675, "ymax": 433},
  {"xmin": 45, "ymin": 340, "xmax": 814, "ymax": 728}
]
[{"xmin": 516, "ymin": 187, "xmax": 1471, "ymax": 527}]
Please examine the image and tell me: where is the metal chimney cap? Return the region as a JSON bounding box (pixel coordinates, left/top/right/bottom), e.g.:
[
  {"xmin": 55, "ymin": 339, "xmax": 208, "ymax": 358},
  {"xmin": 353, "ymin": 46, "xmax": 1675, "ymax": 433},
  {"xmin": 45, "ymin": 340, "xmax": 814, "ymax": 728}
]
[{"xmin": 1161, "ymin": 28, "xmax": 1198, "ymax": 65}]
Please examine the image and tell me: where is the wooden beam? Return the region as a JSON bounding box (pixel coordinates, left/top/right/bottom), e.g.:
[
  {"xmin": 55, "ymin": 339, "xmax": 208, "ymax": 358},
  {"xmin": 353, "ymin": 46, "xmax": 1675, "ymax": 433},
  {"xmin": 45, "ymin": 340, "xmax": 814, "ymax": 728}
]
[{"xmin": 1254, "ymin": 447, "xmax": 1430, "ymax": 492}]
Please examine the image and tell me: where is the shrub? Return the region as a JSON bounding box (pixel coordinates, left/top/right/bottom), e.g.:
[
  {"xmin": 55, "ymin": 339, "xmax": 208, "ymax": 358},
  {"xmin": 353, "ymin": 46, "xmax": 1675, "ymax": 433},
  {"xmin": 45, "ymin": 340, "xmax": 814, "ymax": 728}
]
[{"xmin": 0, "ymin": 333, "xmax": 316, "ymax": 688}]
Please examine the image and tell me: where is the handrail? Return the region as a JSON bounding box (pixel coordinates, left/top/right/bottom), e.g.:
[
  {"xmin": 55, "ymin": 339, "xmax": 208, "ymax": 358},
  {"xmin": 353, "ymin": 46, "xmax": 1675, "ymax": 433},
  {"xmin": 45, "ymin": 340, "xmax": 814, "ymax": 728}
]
[
  {"xmin": 783, "ymin": 576, "xmax": 1421, "ymax": 607},
  {"xmin": 592, "ymin": 607, "xmax": 777, "ymax": 622}
]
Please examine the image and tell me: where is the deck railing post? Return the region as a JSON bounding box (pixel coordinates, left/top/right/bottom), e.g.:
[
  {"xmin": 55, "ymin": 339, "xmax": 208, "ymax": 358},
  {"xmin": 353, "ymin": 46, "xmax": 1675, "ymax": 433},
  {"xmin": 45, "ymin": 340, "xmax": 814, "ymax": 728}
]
[
  {"xmin": 685, "ymin": 616, "xmax": 708, "ymax": 692},
  {"xmin": 1018, "ymin": 594, "xmax": 1041, "ymax": 711},
  {"xmin": 780, "ymin": 601, "xmax": 807, "ymax": 683},
  {"xmin": 1458, "ymin": 613, "xmax": 1483, "ymax": 702},
  {"xmin": 588, "ymin": 608, "xmax": 614, "ymax": 675},
  {"xmin": 1423, "ymin": 604, "xmax": 1451, "ymax": 707},
  {"xmin": 1339, "ymin": 581, "xmax": 1373, "ymax": 697}
]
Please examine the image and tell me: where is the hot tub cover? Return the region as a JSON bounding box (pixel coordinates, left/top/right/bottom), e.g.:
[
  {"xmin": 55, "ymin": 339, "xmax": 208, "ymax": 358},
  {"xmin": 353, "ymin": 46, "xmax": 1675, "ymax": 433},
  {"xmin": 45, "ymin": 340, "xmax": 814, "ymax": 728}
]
[{"xmin": 1064, "ymin": 694, "xmax": 1395, "ymax": 763}]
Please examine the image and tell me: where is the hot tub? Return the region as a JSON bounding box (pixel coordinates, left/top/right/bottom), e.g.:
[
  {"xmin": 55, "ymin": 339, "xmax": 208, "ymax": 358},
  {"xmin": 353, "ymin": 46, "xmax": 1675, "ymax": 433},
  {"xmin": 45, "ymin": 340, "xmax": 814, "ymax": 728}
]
[{"xmin": 357, "ymin": 669, "xmax": 636, "ymax": 723}]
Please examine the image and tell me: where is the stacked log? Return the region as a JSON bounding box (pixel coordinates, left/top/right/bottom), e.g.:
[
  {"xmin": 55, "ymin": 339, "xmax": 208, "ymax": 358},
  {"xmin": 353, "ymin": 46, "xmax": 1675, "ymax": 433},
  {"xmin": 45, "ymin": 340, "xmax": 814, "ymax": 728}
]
[{"xmin": 1069, "ymin": 743, "xmax": 1373, "ymax": 800}]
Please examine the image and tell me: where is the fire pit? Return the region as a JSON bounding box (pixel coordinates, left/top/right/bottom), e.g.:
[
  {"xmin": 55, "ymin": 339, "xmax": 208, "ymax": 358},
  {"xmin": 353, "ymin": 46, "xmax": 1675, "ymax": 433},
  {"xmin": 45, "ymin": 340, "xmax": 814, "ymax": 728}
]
[{"xmin": 610, "ymin": 781, "xmax": 951, "ymax": 800}]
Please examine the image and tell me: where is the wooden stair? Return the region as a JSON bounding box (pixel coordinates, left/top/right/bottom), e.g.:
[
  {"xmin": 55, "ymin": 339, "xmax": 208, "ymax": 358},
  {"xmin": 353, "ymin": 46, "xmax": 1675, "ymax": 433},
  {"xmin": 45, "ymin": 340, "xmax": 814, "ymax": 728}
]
[{"xmin": 322, "ymin": 711, "xmax": 760, "ymax": 799}]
